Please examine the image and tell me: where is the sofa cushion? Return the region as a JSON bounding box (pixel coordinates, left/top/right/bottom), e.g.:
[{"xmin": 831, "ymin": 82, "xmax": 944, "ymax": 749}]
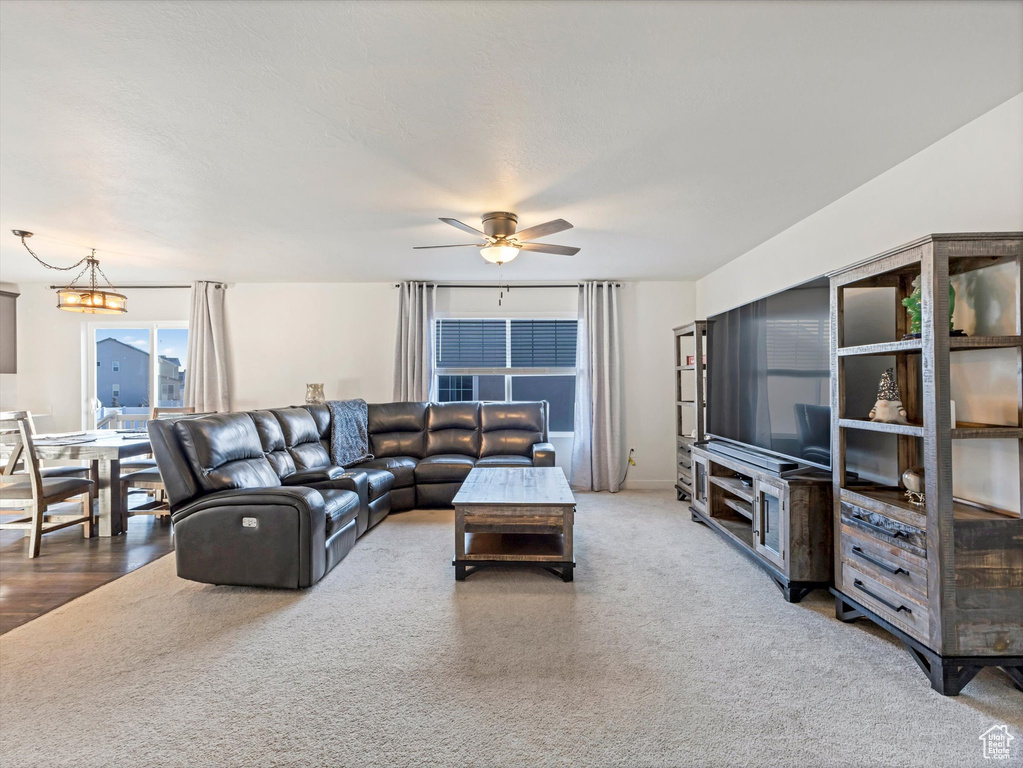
[
  {"xmin": 414, "ymin": 454, "xmax": 475, "ymax": 484},
  {"xmin": 367, "ymin": 402, "xmax": 427, "ymax": 458},
  {"xmin": 355, "ymin": 467, "xmax": 396, "ymax": 500},
  {"xmin": 318, "ymin": 488, "xmax": 360, "ymax": 536},
  {"xmin": 368, "ymin": 402, "xmax": 428, "ymax": 433},
  {"xmin": 349, "ymin": 456, "xmax": 416, "ymax": 488},
  {"xmin": 480, "ymin": 402, "xmax": 545, "ymax": 433},
  {"xmin": 479, "ymin": 402, "xmax": 545, "ymax": 458},
  {"xmin": 249, "ymin": 410, "xmax": 296, "ymax": 479},
  {"xmin": 303, "ymin": 404, "xmax": 331, "ymax": 439},
  {"xmin": 272, "ymin": 407, "xmax": 332, "ymax": 470},
  {"xmin": 425, "ymin": 402, "xmax": 480, "ymax": 457},
  {"xmin": 480, "ymin": 429, "xmax": 542, "ymax": 458},
  {"xmin": 172, "ymin": 413, "xmax": 281, "ymax": 493},
  {"xmin": 475, "ymin": 454, "xmax": 533, "ymax": 468}
]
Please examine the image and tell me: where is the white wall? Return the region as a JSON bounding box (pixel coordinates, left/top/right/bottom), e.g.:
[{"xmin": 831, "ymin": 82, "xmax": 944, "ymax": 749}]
[
  {"xmin": 619, "ymin": 282, "xmax": 697, "ymax": 489},
  {"xmin": 4, "ymin": 283, "xmax": 190, "ymax": 432},
  {"xmin": 694, "ymin": 93, "xmax": 1023, "ymax": 514},
  {"xmin": 226, "ymin": 283, "xmax": 397, "ymax": 412}
]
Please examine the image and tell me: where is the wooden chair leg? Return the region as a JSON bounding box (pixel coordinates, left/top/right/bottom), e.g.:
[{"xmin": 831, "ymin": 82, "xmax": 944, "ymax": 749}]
[
  {"xmin": 28, "ymin": 501, "xmax": 44, "ymax": 558},
  {"xmin": 82, "ymin": 492, "xmax": 95, "ymax": 538}
]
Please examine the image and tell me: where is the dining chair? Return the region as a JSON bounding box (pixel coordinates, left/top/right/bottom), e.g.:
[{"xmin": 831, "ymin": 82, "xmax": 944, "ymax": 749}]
[
  {"xmin": 0, "ymin": 412, "xmax": 91, "ymax": 479},
  {"xmin": 0, "ymin": 411, "xmax": 95, "ymax": 557},
  {"xmin": 119, "ymin": 409, "xmax": 205, "ymax": 527}
]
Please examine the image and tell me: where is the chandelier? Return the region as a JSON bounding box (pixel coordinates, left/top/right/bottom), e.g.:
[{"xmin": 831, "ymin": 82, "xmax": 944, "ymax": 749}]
[{"xmin": 12, "ymin": 230, "xmax": 127, "ymax": 314}]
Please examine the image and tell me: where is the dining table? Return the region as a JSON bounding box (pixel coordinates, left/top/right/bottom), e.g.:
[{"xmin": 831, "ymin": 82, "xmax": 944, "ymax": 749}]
[{"xmin": 33, "ymin": 431, "xmax": 153, "ymax": 537}]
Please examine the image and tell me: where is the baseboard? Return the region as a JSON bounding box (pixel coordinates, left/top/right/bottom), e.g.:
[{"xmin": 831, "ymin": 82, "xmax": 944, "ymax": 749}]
[{"xmin": 620, "ymin": 479, "xmax": 675, "ymax": 491}]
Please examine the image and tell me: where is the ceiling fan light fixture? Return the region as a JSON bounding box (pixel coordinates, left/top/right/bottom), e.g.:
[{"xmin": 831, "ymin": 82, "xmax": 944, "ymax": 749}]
[{"xmin": 480, "ymin": 244, "xmax": 520, "ymax": 265}]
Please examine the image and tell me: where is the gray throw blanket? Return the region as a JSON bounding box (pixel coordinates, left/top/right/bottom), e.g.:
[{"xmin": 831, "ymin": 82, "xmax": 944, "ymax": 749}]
[{"xmin": 327, "ymin": 399, "xmax": 373, "ymax": 467}]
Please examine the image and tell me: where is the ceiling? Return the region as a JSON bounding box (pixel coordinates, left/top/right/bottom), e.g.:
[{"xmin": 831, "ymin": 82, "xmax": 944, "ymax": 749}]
[{"xmin": 1, "ymin": 0, "xmax": 1020, "ymax": 284}]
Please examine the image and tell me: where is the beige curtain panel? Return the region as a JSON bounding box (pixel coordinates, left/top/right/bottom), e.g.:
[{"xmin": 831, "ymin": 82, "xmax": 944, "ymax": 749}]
[
  {"xmin": 570, "ymin": 280, "xmax": 623, "ymax": 492},
  {"xmin": 184, "ymin": 281, "xmax": 231, "ymax": 413},
  {"xmin": 393, "ymin": 282, "xmax": 436, "ymax": 402}
]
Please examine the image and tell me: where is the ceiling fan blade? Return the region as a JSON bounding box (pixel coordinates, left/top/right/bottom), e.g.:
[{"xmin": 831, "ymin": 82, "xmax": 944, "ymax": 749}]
[
  {"xmin": 439, "ymin": 218, "xmax": 487, "ymax": 238},
  {"xmin": 412, "ymin": 243, "xmax": 482, "ymax": 249},
  {"xmin": 513, "ymin": 218, "xmax": 573, "ymax": 242},
  {"xmin": 518, "ymin": 242, "xmax": 580, "ymax": 256}
]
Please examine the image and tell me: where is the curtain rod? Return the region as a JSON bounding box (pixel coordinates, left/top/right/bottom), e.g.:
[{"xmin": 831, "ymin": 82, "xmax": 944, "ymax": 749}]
[
  {"xmin": 394, "ymin": 283, "xmax": 623, "ymax": 289},
  {"xmin": 47, "ymin": 284, "xmax": 192, "ymax": 289}
]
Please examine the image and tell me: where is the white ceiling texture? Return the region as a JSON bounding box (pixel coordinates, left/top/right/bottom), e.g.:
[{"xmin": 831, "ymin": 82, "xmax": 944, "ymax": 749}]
[{"xmin": 1, "ymin": 0, "xmax": 1021, "ymax": 284}]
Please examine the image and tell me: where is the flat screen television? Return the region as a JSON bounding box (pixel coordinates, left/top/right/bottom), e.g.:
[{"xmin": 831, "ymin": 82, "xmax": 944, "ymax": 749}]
[{"xmin": 706, "ymin": 277, "xmax": 832, "ymax": 470}]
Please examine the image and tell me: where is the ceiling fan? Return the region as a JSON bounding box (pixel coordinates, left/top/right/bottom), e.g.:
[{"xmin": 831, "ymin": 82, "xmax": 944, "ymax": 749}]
[{"xmin": 414, "ymin": 212, "xmax": 580, "ymax": 265}]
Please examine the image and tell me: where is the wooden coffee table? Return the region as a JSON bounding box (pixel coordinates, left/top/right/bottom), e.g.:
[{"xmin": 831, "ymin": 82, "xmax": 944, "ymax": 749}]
[{"xmin": 452, "ymin": 467, "xmax": 576, "ymax": 582}]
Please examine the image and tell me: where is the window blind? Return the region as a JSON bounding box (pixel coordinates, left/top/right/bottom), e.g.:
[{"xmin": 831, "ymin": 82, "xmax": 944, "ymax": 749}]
[
  {"xmin": 435, "ymin": 319, "xmax": 506, "ymax": 367},
  {"xmin": 510, "ymin": 319, "xmax": 577, "ymax": 368}
]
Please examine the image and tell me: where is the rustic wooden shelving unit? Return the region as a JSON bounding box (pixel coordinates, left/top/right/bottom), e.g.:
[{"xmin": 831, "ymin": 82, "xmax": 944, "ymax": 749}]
[
  {"xmin": 673, "ymin": 321, "xmax": 707, "ymax": 502},
  {"xmin": 829, "ymin": 232, "xmax": 1023, "ymax": 696}
]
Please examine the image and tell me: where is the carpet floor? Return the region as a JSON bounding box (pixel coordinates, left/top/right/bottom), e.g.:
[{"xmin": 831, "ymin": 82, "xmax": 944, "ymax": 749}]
[{"xmin": 0, "ymin": 490, "xmax": 1019, "ymax": 767}]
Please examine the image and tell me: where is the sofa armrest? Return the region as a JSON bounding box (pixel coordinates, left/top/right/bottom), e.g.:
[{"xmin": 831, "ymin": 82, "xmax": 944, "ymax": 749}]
[
  {"xmin": 282, "ymin": 466, "xmax": 347, "ymax": 485},
  {"xmin": 532, "ymin": 442, "xmax": 556, "ymax": 467},
  {"xmin": 307, "ymin": 470, "xmax": 369, "ymax": 536},
  {"xmin": 170, "ymin": 486, "xmax": 327, "ymax": 588}
]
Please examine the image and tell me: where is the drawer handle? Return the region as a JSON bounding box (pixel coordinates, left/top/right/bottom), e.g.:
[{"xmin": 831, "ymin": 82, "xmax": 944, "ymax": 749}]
[
  {"xmin": 853, "ymin": 517, "xmax": 906, "ymax": 539},
  {"xmin": 851, "ymin": 546, "xmax": 908, "ymax": 576},
  {"xmin": 853, "ymin": 579, "xmax": 912, "ymax": 614}
]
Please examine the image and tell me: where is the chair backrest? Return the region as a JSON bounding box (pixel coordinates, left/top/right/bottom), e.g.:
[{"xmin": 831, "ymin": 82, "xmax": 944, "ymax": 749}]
[
  {"xmin": 97, "ymin": 412, "xmax": 149, "ymax": 431},
  {"xmin": 0, "ymin": 410, "xmax": 31, "ymax": 476},
  {"xmin": 271, "ymin": 407, "xmax": 332, "ymax": 470},
  {"xmin": 169, "ymin": 412, "xmax": 281, "ymax": 495},
  {"xmin": 0, "ymin": 412, "xmax": 42, "ymax": 499},
  {"xmin": 152, "ymin": 406, "xmax": 195, "ymax": 418}
]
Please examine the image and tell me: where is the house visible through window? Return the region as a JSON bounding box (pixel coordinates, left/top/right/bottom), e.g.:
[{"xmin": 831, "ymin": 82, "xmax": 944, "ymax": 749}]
[
  {"xmin": 86, "ymin": 323, "xmax": 189, "ymax": 427},
  {"xmin": 434, "ymin": 318, "xmax": 577, "ymax": 433}
]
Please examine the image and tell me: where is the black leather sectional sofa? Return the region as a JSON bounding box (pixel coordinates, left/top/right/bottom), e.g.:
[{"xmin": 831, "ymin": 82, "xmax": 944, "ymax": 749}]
[{"xmin": 149, "ymin": 401, "xmax": 554, "ymax": 588}]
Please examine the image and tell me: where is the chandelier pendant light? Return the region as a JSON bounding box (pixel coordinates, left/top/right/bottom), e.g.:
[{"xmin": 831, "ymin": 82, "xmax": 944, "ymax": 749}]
[{"xmin": 12, "ymin": 230, "xmax": 127, "ymax": 314}]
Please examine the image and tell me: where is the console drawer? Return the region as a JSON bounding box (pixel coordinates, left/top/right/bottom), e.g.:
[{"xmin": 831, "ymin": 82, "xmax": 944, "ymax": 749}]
[
  {"xmin": 841, "ymin": 561, "xmax": 930, "ymax": 644},
  {"xmin": 840, "ymin": 502, "xmax": 926, "ymax": 558},
  {"xmin": 840, "ymin": 523, "xmax": 927, "ymax": 602}
]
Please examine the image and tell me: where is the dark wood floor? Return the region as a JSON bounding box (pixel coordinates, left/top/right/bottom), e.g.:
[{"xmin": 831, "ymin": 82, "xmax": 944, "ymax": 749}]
[{"xmin": 0, "ymin": 499, "xmax": 174, "ymax": 635}]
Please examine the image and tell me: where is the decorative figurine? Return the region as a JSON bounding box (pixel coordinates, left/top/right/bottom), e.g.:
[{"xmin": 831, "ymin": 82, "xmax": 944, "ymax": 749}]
[
  {"xmin": 305, "ymin": 383, "xmax": 326, "ymax": 405},
  {"xmin": 869, "ymin": 368, "xmax": 909, "ymax": 424},
  {"xmin": 902, "ymin": 466, "xmax": 925, "ymax": 506},
  {"xmin": 901, "ymin": 275, "xmax": 964, "ymax": 339}
]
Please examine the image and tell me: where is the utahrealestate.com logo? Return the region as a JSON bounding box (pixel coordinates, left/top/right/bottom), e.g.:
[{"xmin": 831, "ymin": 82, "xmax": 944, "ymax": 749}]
[{"xmin": 980, "ymin": 725, "xmax": 1015, "ymax": 760}]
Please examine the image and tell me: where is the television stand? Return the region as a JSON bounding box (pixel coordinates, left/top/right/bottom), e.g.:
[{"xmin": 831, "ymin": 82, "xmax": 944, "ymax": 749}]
[{"xmin": 689, "ymin": 445, "xmax": 833, "ymax": 602}]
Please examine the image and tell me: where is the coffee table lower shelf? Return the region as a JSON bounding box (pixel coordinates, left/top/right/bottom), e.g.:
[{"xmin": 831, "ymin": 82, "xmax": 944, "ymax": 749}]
[{"xmin": 453, "ymin": 532, "xmax": 575, "ymax": 582}]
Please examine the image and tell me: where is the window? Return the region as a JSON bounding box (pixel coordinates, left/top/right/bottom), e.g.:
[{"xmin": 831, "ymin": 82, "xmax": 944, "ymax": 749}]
[
  {"xmin": 86, "ymin": 322, "xmax": 189, "ymax": 427},
  {"xmin": 435, "ymin": 318, "xmax": 577, "ymax": 433}
]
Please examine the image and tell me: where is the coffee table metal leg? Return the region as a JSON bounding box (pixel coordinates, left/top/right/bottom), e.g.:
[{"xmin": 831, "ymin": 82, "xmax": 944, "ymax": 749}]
[{"xmin": 455, "ymin": 563, "xmax": 467, "ymax": 581}]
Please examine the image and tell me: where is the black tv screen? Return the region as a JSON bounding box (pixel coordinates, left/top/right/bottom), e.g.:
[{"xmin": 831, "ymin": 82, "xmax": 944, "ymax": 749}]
[{"xmin": 706, "ymin": 277, "xmax": 831, "ymax": 470}]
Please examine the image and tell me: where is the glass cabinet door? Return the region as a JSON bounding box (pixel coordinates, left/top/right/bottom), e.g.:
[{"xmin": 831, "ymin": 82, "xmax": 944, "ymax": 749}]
[
  {"xmin": 755, "ymin": 481, "xmax": 786, "ymax": 569},
  {"xmin": 693, "ymin": 457, "xmax": 709, "ymax": 511}
]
